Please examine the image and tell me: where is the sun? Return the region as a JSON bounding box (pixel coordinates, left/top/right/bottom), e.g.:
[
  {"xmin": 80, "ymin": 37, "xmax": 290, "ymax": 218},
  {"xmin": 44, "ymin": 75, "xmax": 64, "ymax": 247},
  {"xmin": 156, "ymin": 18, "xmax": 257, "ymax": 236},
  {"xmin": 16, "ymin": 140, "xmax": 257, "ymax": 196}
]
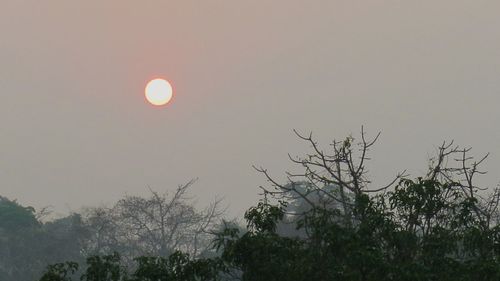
[{"xmin": 145, "ymin": 78, "xmax": 173, "ymax": 106}]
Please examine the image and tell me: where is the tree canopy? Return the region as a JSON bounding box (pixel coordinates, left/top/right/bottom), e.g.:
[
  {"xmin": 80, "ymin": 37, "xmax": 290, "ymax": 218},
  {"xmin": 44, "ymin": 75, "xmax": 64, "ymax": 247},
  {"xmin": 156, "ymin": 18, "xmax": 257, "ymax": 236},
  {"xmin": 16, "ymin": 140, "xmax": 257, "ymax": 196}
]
[{"xmin": 13, "ymin": 130, "xmax": 500, "ymax": 280}]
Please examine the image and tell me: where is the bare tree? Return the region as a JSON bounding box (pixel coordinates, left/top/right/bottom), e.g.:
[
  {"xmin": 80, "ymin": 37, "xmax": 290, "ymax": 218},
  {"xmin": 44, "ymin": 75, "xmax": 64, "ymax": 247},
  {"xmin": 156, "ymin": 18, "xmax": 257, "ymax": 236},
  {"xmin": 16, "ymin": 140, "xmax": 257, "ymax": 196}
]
[
  {"xmin": 254, "ymin": 128, "xmax": 500, "ymax": 250},
  {"xmin": 425, "ymin": 141, "xmax": 499, "ymax": 229},
  {"xmin": 81, "ymin": 206, "xmax": 122, "ymax": 257},
  {"xmin": 255, "ymin": 127, "xmax": 405, "ymax": 226},
  {"xmin": 83, "ymin": 179, "xmax": 225, "ymax": 261}
]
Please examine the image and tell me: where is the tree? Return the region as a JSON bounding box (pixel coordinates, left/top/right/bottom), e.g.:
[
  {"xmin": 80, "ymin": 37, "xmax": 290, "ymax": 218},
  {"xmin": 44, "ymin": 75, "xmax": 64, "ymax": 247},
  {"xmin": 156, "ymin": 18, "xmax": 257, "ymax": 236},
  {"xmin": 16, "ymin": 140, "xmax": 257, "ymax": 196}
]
[
  {"xmin": 40, "ymin": 129, "xmax": 500, "ymax": 281},
  {"xmin": 39, "ymin": 252, "xmax": 225, "ymax": 281},
  {"xmin": 83, "ymin": 180, "xmax": 225, "ymax": 263},
  {"xmin": 0, "ymin": 196, "xmax": 40, "ymax": 280},
  {"xmin": 215, "ymin": 130, "xmax": 500, "ymax": 280},
  {"xmin": 0, "ymin": 197, "xmax": 87, "ymax": 281},
  {"xmin": 254, "ymin": 127, "xmax": 403, "ymax": 227},
  {"xmin": 0, "ymin": 180, "xmax": 224, "ymax": 281}
]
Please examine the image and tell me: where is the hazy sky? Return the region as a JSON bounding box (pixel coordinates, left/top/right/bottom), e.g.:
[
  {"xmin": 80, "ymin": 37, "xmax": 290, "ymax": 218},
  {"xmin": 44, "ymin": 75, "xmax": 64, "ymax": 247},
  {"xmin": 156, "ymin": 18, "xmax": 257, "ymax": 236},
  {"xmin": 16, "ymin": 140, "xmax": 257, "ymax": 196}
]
[{"xmin": 1, "ymin": 1, "xmax": 499, "ymax": 217}]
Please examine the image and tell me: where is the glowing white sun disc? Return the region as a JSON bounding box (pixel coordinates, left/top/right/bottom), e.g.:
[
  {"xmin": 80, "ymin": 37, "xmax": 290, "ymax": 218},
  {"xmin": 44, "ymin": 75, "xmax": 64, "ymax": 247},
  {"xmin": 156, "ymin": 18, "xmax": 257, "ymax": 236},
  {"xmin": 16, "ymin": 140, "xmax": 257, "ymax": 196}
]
[{"xmin": 145, "ymin": 78, "xmax": 173, "ymax": 106}]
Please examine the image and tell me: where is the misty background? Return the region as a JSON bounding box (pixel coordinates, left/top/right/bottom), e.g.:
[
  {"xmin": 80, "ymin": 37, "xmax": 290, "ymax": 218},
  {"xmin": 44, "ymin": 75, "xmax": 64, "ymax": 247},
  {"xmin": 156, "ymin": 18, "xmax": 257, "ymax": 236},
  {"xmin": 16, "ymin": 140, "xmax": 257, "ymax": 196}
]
[{"xmin": 1, "ymin": 1, "xmax": 499, "ymax": 219}]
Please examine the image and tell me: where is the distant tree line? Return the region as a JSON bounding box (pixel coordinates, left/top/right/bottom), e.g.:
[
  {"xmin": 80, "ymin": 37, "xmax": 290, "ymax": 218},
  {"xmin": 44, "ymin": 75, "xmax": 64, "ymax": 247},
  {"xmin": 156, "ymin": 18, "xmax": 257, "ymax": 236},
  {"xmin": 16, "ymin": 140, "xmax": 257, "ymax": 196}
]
[
  {"xmin": 3, "ymin": 129, "xmax": 500, "ymax": 280},
  {"xmin": 0, "ymin": 180, "xmax": 224, "ymax": 281}
]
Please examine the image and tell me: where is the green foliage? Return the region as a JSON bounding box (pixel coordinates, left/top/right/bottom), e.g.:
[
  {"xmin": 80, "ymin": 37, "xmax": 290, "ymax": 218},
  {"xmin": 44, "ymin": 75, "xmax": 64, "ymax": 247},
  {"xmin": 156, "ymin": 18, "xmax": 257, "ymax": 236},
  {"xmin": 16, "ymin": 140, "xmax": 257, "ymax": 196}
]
[
  {"xmin": 34, "ymin": 137, "xmax": 500, "ymax": 280},
  {"xmin": 132, "ymin": 252, "xmax": 224, "ymax": 281},
  {"xmin": 244, "ymin": 200, "xmax": 286, "ymax": 233},
  {"xmin": 39, "ymin": 252, "xmax": 225, "ymax": 281},
  {"xmin": 214, "ymin": 176, "xmax": 500, "ymax": 280},
  {"xmin": 82, "ymin": 253, "xmax": 125, "ymax": 281},
  {"xmin": 0, "ymin": 197, "xmax": 87, "ymax": 281},
  {"xmin": 0, "ymin": 196, "xmax": 38, "ymax": 231},
  {"xmin": 39, "ymin": 262, "xmax": 79, "ymax": 281},
  {"xmin": 40, "ymin": 176, "xmax": 500, "ymax": 281}
]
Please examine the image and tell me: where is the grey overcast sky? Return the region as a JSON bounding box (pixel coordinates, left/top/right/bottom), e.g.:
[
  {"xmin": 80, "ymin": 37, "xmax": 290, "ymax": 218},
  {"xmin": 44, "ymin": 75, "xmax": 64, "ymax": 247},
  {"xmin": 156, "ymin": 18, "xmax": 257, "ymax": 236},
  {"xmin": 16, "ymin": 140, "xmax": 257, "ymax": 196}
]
[{"xmin": 1, "ymin": 1, "xmax": 499, "ymax": 217}]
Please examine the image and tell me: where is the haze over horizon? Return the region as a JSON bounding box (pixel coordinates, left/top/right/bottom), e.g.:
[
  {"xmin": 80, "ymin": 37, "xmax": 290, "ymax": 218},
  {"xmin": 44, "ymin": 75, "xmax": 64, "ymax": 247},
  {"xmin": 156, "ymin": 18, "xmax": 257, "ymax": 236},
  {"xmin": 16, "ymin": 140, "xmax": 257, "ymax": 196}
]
[{"xmin": 1, "ymin": 1, "xmax": 500, "ymax": 218}]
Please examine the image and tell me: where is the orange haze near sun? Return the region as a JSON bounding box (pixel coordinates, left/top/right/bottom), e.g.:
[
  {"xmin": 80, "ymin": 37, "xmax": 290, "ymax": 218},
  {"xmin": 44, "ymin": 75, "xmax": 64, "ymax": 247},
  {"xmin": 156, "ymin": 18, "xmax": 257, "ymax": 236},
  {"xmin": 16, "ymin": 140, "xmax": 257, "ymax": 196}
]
[{"xmin": 145, "ymin": 78, "xmax": 173, "ymax": 106}]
